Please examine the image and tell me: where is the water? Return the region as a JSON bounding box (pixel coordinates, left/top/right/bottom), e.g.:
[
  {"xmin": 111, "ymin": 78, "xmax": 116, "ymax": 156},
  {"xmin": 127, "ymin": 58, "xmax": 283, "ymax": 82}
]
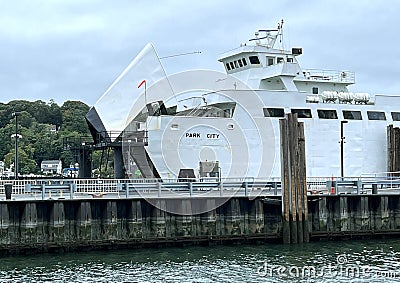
[{"xmin": 0, "ymin": 239, "xmax": 400, "ymax": 282}]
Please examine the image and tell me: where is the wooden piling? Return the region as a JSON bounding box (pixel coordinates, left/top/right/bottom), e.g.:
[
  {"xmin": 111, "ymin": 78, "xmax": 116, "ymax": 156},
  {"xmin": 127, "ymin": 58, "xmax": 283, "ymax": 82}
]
[
  {"xmin": 280, "ymin": 113, "xmax": 308, "ymax": 244},
  {"xmin": 280, "ymin": 117, "xmax": 291, "ymax": 244},
  {"xmin": 387, "ymin": 125, "xmax": 400, "ymax": 176}
]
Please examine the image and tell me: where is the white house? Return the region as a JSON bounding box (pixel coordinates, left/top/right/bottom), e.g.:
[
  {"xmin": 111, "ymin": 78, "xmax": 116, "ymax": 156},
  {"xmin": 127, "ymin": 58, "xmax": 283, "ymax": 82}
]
[{"xmin": 41, "ymin": 160, "xmax": 62, "ymax": 175}]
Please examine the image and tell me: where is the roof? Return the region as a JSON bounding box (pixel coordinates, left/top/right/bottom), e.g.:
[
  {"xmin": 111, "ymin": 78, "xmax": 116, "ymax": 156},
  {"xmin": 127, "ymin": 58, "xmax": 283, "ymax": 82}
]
[{"xmin": 41, "ymin": 160, "xmax": 62, "ymax": 165}]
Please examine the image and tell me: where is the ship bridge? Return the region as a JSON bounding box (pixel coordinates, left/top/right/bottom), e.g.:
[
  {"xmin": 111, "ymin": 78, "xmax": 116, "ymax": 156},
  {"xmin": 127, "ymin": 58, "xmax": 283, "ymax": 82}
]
[{"xmin": 218, "ymin": 20, "xmax": 355, "ymax": 94}]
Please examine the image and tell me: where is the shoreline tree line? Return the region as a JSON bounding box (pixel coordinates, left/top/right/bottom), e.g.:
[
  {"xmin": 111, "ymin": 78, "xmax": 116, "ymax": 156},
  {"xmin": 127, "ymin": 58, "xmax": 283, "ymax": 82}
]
[{"xmin": 0, "ymin": 99, "xmax": 104, "ymax": 176}]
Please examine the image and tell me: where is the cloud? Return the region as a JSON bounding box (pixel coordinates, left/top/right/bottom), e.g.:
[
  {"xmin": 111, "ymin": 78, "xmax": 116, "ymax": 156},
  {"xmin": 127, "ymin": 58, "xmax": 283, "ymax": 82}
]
[{"xmin": 0, "ymin": 0, "xmax": 400, "ymax": 106}]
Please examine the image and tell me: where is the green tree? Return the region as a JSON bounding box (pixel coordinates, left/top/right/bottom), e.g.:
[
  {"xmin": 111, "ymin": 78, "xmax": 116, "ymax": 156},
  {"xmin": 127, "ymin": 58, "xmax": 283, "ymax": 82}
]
[
  {"xmin": 60, "ymin": 101, "xmax": 90, "ymax": 134},
  {"xmin": 0, "ymin": 99, "xmax": 91, "ymax": 175},
  {"xmin": 4, "ymin": 148, "xmax": 37, "ymax": 175}
]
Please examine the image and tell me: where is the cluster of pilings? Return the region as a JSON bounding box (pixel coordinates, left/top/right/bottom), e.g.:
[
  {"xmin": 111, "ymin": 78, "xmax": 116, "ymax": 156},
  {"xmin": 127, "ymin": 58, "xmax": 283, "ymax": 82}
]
[
  {"xmin": 280, "ymin": 113, "xmax": 309, "ymax": 244},
  {"xmin": 387, "ymin": 125, "xmax": 400, "ymax": 176},
  {"xmin": 0, "ymin": 198, "xmax": 270, "ymax": 254},
  {"xmin": 308, "ymin": 195, "xmax": 400, "ymax": 238},
  {"xmin": 0, "ymin": 195, "xmax": 400, "ymax": 254}
]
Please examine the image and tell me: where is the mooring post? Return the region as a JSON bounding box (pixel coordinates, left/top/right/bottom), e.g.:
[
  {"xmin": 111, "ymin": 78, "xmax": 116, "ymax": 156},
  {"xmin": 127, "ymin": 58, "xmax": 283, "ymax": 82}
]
[
  {"xmin": 298, "ymin": 122, "xmax": 309, "ymax": 243},
  {"xmin": 280, "ymin": 117, "xmax": 291, "ymax": 244},
  {"xmin": 372, "ymin": 184, "xmax": 378, "ymax": 194},
  {"xmin": 387, "ymin": 125, "xmax": 394, "ymax": 175},
  {"xmin": 4, "ymin": 184, "xmax": 12, "ymax": 200},
  {"xmin": 288, "ymin": 114, "xmax": 298, "ymax": 244},
  {"xmin": 280, "ymin": 113, "xmax": 307, "ymax": 244}
]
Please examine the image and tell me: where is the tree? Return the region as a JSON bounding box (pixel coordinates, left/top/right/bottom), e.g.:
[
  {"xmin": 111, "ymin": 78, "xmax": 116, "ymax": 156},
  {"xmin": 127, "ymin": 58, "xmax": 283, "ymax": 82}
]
[
  {"xmin": 0, "ymin": 99, "xmax": 91, "ymax": 175},
  {"xmin": 60, "ymin": 101, "xmax": 90, "ymax": 134},
  {"xmin": 4, "ymin": 148, "xmax": 37, "ymax": 175}
]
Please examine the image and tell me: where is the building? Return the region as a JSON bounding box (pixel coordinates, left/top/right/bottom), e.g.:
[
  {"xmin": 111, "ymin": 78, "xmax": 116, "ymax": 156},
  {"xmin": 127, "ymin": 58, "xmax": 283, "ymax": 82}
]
[{"xmin": 41, "ymin": 160, "xmax": 62, "ymax": 175}]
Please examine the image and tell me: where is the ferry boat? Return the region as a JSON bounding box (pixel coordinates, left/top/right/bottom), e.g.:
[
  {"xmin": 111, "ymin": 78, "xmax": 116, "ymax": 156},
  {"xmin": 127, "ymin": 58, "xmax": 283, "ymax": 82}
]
[{"xmin": 86, "ymin": 20, "xmax": 400, "ymax": 180}]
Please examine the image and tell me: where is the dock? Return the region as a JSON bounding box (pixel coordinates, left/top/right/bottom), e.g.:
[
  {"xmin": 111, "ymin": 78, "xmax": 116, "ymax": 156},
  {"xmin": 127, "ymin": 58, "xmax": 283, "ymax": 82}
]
[
  {"xmin": 0, "ymin": 176, "xmax": 400, "ymax": 254},
  {"xmin": 1, "ymin": 116, "xmax": 400, "ymax": 254}
]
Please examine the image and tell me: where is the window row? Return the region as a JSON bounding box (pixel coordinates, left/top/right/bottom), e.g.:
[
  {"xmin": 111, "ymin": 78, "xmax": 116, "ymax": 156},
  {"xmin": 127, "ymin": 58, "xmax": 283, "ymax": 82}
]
[
  {"xmin": 267, "ymin": 56, "xmax": 293, "ymax": 66},
  {"xmin": 263, "ymin": 108, "xmax": 400, "ymax": 121},
  {"xmin": 225, "ymin": 56, "xmax": 261, "ymax": 71},
  {"xmin": 225, "ymin": 54, "xmax": 294, "ymax": 71},
  {"xmin": 226, "ymin": 58, "xmax": 247, "ymax": 71}
]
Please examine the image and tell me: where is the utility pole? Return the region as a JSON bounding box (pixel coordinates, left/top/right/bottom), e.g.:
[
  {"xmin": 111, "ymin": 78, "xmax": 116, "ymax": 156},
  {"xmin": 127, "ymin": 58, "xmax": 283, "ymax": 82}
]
[
  {"xmin": 12, "ymin": 112, "xmax": 20, "ymax": 180},
  {"xmin": 340, "ymin": 120, "xmax": 348, "ymax": 179}
]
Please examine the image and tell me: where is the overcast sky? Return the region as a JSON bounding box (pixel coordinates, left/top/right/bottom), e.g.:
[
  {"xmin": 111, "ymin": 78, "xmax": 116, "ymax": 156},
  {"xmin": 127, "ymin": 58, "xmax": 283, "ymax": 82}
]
[{"xmin": 1, "ymin": 0, "xmax": 399, "ymax": 106}]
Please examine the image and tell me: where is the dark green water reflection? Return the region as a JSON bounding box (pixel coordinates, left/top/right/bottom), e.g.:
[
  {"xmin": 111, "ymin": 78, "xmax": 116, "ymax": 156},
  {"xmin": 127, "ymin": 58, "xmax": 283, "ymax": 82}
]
[{"xmin": 0, "ymin": 239, "xmax": 400, "ymax": 282}]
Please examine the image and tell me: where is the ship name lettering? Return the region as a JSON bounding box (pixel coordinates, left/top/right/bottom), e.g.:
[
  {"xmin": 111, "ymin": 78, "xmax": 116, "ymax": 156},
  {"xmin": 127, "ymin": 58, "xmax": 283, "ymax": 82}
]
[
  {"xmin": 185, "ymin": 132, "xmax": 201, "ymax": 138},
  {"xmin": 207, "ymin": 133, "xmax": 219, "ymax": 139}
]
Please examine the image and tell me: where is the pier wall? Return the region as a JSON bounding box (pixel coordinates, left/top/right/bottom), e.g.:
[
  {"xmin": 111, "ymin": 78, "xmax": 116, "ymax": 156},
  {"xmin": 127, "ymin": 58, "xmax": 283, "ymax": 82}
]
[{"xmin": 0, "ymin": 195, "xmax": 400, "ymax": 254}]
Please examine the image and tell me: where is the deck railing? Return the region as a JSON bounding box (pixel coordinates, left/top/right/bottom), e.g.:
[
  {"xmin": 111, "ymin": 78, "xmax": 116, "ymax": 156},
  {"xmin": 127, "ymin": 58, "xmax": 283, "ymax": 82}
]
[
  {"xmin": 1, "ymin": 175, "xmax": 400, "ymax": 200},
  {"xmin": 296, "ymin": 69, "xmax": 355, "ymax": 84}
]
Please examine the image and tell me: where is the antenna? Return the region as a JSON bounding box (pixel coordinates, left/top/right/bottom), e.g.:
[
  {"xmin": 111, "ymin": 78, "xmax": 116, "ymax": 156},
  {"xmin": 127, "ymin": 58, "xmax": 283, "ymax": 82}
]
[
  {"xmin": 160, "ymin": 51, "xmax": 202, "ymax": 59},
  {"xmin": 249, "ymin": 19, "xmax": 285, "ymax": 48},
  {"xmin": 157, "ymin": 50, "xmax": 202, "ymax": 109},
  {"xmin": 278, "ymin": 19, "xmax": 284, "ymax": 44}
]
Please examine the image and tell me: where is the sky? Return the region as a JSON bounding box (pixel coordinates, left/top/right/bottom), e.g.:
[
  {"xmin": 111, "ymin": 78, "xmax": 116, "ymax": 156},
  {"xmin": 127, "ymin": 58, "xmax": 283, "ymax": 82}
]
[{"xmin": 1, "ymin": 0, "xmax": 400, "ymax": 106}]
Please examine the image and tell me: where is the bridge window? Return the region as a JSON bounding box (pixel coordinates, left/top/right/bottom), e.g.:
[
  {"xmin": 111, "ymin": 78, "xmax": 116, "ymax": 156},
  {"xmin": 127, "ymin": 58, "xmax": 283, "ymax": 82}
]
[
  {"xmin": 226, "ymin": 63, "xmax": 231, "ymax": 71},
  {"xmin": 367, "ymin": 111, "xmax": 386, "ymax": 120},
  {"xmin": 312, "ymin": 87, "xmax": 319, "ymax": 94},
  {"xmin": 267, "ymin": 57, "xmax": 274, "ymax": 66},
  {"xmin": 317, "ymin": 110, "xmax": 338, "ymax": 119},
  {"xmin": 287, "ymin": 57, "xmax": 293, "ymax": 63},
  {"xmin": 291, "ymin": 109, "xmax": 312, "ymax": 118},
  {"xmin": 391, "ymin": 112, "xmax": 400, "ymax": 121},
  {"xmin": 343, "ymin": 110, "xmax": 362, "ymax": 120},
  {"xmin": 242, "ymin": 58, "xmax": 247, "ymax": 66},
  {"xmin": 238, "ymin": 60, "xmax": 243, "ymax": 67},
  {"xmin": 249, "ymin": 56, "xmax": 260, "ymax": 64},
  {"xmin": 234, "ymin": 61, "xmax": 239, "ymax": 68},
  {"xmin": 229, "ymin": 62, "xmax": 234, "ymax": 70},
  {"xmin": 264, "ymin": 108, "xmax": 285, "ymax": 117},
  {"xmin": 277, "ymin": 57, "xmax": 284, "ymax": 63}
]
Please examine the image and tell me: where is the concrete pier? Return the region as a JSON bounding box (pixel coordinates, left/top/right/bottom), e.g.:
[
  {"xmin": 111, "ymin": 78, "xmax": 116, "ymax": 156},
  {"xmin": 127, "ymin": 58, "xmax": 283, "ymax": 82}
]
[{"xmin": 0, "ymin": 195, "xmax": 399, "ymax": 254}]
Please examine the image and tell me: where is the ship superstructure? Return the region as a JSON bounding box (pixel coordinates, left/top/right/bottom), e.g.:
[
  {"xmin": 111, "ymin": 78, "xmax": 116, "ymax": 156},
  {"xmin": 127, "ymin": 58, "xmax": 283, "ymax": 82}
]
[{"xmin": 86, "ymin": 21, "xmax": 400, "ymax": 180}]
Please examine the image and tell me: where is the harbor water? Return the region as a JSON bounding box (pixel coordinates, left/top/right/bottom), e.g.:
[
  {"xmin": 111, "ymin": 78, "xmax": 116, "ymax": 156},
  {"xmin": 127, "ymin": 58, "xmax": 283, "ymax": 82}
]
[{"xmin": 0, "ymin": 239, "xmax": 400, "ymax": 282}]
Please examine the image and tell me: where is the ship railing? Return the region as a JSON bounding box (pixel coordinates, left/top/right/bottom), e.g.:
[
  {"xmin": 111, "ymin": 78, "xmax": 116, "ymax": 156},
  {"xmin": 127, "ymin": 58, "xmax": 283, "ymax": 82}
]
[
  {"xmin": 296, "ymin": 69, "xmax": 355, "ymax": 84},
  {"xmin": 95, "ymin": 131, "xmax": 148, "ymax": 145}
]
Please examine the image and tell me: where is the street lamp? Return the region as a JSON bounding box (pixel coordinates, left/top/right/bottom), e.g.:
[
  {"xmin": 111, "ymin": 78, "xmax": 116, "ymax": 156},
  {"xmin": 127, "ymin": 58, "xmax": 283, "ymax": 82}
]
[
  {"xmin": 340, "ymin": 120, "xmax": 348, "ymax": 179},
  {"xmin": 12, "ymin": 112, "xmax": 20, "ymax": 180},
  {"xmin": 127, "ymin": 139, "xmax": 132, "ymax": 178}
]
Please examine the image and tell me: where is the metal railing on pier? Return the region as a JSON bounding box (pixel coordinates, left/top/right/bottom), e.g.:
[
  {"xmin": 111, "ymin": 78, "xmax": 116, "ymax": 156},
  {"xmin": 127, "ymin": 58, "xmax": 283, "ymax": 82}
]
[{"xmin": 1, "ymin": 175, "xmax": 400, "ymax": 201}]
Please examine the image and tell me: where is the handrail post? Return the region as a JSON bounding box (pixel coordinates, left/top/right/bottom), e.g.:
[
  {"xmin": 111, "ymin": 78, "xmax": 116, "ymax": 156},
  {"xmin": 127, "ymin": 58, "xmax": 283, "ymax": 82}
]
[
  {"xmin": 274, "ymin": 182, "xmax": 278, "ymax": 196},
  {"xmin": 69, "ymin": 183, "xmax": 75, "ymax": 199},
  {"xmin": 356, "ymin": 179, "xmax": 361, "ymax": 194},
  {"xmin": 219, "ymin": 181, "xmax": 223, "ymax": 196},
  {"xmin": 243, "ymin": 181, "xmax": 248, "ymax": 197},
  {"xmin": 41, "ymin": 184, "xmax": 46, "ymax": 200},
  {"xmin": 125, "ymin": 183, "xmax": 129, "ymax": 198},
  {"xmin": 157, "ymin": 182, "xmax": 161, "ymax": 197},
  {"xmin": 189, "ymin": 182, "xmax": 193, "ymax": 197}
]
